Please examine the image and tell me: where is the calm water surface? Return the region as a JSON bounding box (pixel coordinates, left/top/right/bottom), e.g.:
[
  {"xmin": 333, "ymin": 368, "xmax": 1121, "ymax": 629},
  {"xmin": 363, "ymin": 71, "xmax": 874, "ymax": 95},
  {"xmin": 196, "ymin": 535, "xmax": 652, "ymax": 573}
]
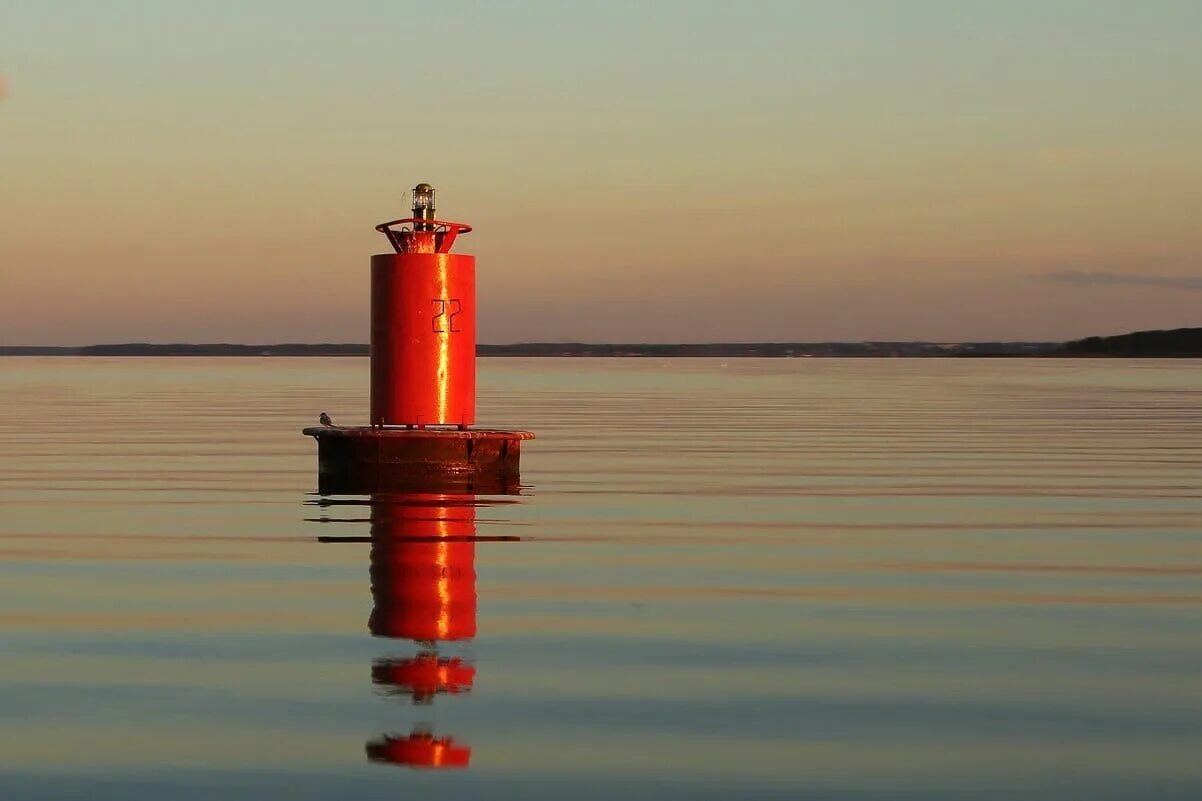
[{"xmin": 1, "ymin": 357, "xmax": 1200, "ymax": 800}]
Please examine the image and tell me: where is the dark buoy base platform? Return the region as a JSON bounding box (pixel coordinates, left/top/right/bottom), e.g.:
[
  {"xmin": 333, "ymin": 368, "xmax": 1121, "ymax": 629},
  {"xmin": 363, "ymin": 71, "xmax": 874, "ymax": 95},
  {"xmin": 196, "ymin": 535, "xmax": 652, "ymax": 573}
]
[{"xmin": 303, "ymin": 427, "xmax": 534, "ymax": 494}]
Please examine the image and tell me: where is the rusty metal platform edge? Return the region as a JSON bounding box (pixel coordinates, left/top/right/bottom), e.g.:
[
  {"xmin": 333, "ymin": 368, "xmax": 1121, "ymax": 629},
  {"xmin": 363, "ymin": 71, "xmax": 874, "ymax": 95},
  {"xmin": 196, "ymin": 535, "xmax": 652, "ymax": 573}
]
[{"xmin": 303, "ymin": 427, "xmax": 535, "ymax": 440}]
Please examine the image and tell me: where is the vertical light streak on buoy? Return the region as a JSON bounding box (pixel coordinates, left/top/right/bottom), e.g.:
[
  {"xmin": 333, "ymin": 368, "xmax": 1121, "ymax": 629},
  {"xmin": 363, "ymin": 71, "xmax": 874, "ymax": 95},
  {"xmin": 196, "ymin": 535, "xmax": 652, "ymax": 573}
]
[{"xmin": 436, "ymin": 255, "xmax": 450, "ymax": 423}]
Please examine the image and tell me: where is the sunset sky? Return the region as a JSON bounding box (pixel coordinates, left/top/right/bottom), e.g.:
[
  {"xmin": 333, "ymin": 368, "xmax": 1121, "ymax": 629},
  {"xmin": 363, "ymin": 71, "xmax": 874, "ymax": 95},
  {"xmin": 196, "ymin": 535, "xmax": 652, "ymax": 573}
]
[{"xmin": 3, "ymin": 0, "xmax": 1201, "ymax": 345}]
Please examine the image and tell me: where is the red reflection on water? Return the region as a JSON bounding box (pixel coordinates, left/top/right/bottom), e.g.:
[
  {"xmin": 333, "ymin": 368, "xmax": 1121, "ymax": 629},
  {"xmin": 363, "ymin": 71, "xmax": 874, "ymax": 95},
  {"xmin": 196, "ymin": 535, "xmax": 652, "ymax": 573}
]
[
  {"xmin": 366, "ymin": 729, "xmax": 471, "ymax": 769},
  {"xmin": 368, "ymin": 494, "xmax": 477, "ymax": 643},
  {"xmin": 372, "ymin": 653, "xmax": 476, "ymax": 703},
  {"xmin": 362, "ymin": 492, "xmax": 483, "ymax": 768}
]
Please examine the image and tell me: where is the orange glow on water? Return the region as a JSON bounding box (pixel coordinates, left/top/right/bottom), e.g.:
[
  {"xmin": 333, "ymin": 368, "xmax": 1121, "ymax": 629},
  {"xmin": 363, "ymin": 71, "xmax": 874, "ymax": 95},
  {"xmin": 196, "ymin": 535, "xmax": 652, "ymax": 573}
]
[{"xmin": 435, "ymin": 519, "xmax": 451, "ymax": 640}]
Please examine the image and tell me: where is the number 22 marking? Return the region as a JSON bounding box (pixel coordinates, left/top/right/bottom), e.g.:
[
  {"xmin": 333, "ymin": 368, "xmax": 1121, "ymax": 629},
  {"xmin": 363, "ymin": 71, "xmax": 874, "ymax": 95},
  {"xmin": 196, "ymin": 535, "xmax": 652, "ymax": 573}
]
[{"xmin": 432, "ymin": 299, "xmax": 462, "ymax": 333}]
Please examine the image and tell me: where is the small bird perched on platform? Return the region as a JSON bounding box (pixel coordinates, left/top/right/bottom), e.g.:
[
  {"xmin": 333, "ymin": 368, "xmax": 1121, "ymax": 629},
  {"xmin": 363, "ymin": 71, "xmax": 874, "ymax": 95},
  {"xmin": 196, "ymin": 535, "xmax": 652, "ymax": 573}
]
[{"xmin": 319, "ymin": 412, "xmax": 334, "ymax": 427}]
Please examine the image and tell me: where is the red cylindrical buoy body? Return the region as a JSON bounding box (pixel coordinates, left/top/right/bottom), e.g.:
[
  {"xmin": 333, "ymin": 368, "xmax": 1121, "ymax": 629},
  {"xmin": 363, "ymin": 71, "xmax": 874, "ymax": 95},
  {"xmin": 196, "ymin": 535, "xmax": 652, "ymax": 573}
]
[{"xmin": 371, "ymin": 251, "xmax": 476, "ymax": 427}]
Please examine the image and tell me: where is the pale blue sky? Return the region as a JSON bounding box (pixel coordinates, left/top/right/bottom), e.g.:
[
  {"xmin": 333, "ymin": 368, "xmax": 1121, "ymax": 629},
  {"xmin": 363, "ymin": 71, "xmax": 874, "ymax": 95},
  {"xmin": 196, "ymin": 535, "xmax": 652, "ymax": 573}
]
[{"xmin": 3, "ymin": 1, "xmax": 1201, "ymax": 343}]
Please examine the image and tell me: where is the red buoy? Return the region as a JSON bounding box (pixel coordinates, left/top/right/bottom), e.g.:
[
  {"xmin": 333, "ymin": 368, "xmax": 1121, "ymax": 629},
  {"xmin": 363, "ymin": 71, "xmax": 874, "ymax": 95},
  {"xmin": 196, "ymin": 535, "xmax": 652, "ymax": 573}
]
[
  {"xmin": 371, "ymin": 183, "xmax": 476, "ymax": 426},
  {"xmin": 304, "ymin": 183, "xmax": 533, "ymax": 493}
]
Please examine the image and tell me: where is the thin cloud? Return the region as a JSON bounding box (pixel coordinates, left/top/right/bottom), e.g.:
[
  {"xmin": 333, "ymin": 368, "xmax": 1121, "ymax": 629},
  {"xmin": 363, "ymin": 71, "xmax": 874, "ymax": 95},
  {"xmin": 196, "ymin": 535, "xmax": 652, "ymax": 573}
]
[{"xmin": 1044, "ymin": 271, "xmax": 1202, "ymax": 291}]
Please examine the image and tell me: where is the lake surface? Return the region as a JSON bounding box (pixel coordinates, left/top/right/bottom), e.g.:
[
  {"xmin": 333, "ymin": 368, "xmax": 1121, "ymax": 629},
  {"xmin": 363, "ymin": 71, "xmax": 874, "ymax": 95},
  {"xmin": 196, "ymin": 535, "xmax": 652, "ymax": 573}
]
[{"xmin": 1, "ymin": 357, "xmax": 1200, "ymax": 800}]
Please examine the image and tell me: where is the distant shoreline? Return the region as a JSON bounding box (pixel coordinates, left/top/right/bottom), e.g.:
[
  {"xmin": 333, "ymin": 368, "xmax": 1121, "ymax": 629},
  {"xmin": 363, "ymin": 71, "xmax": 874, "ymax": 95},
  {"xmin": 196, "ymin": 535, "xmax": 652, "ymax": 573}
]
[
  {"xmin": 2, "ymin": 328, "xmax": 1200, "ymax": 357},
  {"xmin": 1, "ymin": 342, "xmax": 1054, "ymax": 357}
]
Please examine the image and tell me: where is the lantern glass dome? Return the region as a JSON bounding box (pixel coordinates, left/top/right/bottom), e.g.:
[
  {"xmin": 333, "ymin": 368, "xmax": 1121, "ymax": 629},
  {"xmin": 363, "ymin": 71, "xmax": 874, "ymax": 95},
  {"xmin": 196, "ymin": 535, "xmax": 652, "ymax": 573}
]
[{"xmin": 412, "ymin": 183, "xmax": 435, "ymax": 214}]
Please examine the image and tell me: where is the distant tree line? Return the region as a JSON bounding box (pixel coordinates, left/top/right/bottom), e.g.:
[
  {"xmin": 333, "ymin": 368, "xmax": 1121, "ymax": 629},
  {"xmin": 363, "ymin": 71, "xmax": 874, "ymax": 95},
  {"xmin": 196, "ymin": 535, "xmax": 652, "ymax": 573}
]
[
  {"xmin": 2, "ymin": 328, "xmax": 1198, "ymax": 356},
  {"xmin": 1059, "ymin": 328, "xmax": 1202, "ymax": 357},
  {"xmin": 3, "ymin": 341, "xmax": 1058, "ymax": 357},
  {"xmin": 74, "ymin": 343, "xmax": 369, "ymax": 356}
]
